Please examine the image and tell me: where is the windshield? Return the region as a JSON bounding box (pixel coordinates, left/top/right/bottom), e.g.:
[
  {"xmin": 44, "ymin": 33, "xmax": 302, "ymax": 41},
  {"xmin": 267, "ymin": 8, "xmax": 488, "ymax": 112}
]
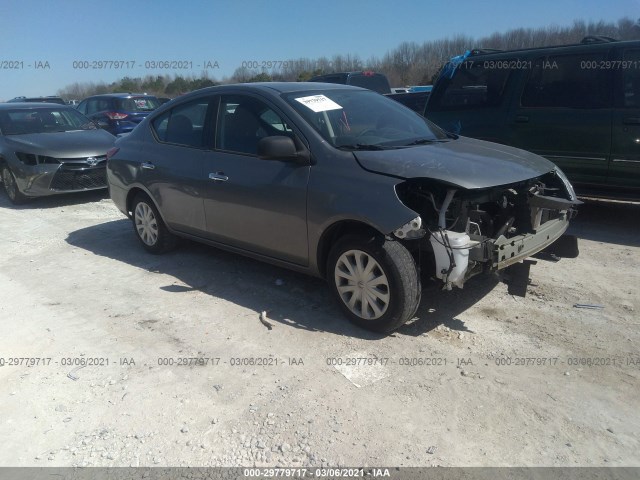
[
  {"xmin": 0, "ymin": 108, "xmax": 97, "ymax": 135},
  {"xmin": 284, "ymin": 89, "xmax": 448, "ymax": 149},
  {"xmin": 115, "ymin": 97, "xmax": 159, "ymax": 112}
]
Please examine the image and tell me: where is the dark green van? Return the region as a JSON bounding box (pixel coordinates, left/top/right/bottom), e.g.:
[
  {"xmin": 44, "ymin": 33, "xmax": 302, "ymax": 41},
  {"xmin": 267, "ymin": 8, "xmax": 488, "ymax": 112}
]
[
  {"xmin": 309, "ymin": 72, "xmax": 392, "ymax": 94},
  {"xmin": 425, "ymin": 37, "xmax": 640, "ymax": 198}
]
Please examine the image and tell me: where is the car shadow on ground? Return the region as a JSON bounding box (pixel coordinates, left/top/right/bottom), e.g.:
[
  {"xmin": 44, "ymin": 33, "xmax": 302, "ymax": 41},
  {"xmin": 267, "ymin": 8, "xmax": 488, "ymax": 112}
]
[
  {"xmin": 0, "ymin": 189, "xmax": 109, "ymax": 210},
  {"xmin": 569, "ymin": 198, "xmax": 640, "ymax": 247},
  {"xmin": 397, "ymin": 275, "xmax": 498, "ymax": 337},
  {"xmin": 66, "ymin": 219, "xmax": 497, "ymax": 339}
]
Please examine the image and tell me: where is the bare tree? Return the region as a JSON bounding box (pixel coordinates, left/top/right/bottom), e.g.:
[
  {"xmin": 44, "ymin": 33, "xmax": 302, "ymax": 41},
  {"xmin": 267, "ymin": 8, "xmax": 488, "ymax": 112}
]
[{"xmin": 58, "ymin": 16, "xmax": 639, "ymax": 94}]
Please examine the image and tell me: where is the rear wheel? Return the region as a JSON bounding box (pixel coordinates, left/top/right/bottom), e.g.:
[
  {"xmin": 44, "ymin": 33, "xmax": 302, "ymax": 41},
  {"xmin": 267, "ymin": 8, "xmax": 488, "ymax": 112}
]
[
  {"xmin": 327, "ymin": 234, "xmax": 421, "ymax": 332},
  {"xmin": 1, "ymin": 165, "xmax": 27, "ymax": 205},
  {"xmin": 131, "ymin": 193, "xmax": 177, "ymax": 254}
]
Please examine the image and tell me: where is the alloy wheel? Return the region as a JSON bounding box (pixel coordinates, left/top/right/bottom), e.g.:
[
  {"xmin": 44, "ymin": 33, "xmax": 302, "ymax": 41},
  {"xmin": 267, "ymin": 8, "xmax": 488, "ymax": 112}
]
[
  {"xmin": 334, "ymin": 249, "xmax": 390, "ymax": 320},
  {"xmin": 134, "ymin": 202, "xmax": 159, "ymax": 246}
]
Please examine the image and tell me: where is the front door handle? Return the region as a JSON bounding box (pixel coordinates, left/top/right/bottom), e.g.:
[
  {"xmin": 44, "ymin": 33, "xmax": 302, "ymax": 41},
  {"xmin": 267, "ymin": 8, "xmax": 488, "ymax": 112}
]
[
  {"xmin": 515, "ymin": 115, "xmax": 529, "ymax": 123},
  {"xmin": 209, "ymin": 172, "xmax": 228, "ymax": 182},
  {"xmin": 622, "ymin": 117, "xmax": 640, "ymax": 125},
  {"xmin": 141, "ymin": 162, "xmax": 155, "ymax": 170}
]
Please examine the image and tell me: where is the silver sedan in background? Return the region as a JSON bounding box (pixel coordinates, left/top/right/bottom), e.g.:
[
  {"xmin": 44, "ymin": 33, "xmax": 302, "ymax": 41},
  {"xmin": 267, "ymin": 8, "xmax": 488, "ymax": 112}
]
[{"xmin": 0, "ymin": 103, "xmax": 115, "ymax": 204}]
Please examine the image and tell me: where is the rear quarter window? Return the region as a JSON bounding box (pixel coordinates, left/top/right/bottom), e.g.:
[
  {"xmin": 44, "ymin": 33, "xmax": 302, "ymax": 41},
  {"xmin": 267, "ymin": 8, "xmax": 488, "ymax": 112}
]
[
  {"xmin": 430, "ymin": 60, "xmax": 511, "ymax": 110},
  {"xmin": 116, "ymin": 97, "xmax": 159, "ymax": 112},
  {"xmin": 620, "ymin": 48, "xmax": 640, "ymax": 108}
]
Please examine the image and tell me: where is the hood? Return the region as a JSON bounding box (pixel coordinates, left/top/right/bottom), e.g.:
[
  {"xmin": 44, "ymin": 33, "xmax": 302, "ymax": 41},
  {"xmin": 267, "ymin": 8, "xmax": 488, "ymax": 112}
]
[
  {"xmin": 353, "ymin": 136, "xmax": 556, "ymax": 189},
  {"xmin": 4, "ymin": 129, "xmax": 116, "ymax": 158}
]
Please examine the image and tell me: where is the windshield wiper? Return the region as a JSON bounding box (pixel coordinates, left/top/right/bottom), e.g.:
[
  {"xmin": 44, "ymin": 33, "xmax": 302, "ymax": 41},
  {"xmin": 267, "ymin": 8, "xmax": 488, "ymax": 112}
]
[
  {"xmin": 337, "ymin": 144, "xmax": 390, "ymax": 151},
  {"xmin": 403, "ymin": 138, "xmax": 450, "ymax": 146}
]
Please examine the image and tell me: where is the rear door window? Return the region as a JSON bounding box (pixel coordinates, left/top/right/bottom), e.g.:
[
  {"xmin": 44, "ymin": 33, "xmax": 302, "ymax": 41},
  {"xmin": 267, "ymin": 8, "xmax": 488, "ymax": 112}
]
[
  {"xmin": 152, "ymin": 97, "xmax": 214, "ymax": 148},
  {"xmin": 521, "ymin": 52, "xmax": 612, "ymax": 108}
]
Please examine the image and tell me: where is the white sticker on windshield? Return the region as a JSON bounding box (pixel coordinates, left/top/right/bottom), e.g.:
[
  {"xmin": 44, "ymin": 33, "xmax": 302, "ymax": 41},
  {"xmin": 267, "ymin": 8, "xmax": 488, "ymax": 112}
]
[{"xmin": 295, "ymin": 95, "xmax": 342, "ymax": 112}]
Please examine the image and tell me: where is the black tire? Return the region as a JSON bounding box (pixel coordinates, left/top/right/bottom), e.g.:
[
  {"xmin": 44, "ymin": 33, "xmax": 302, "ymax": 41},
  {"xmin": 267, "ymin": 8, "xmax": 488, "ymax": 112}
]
[
  {"xmin": 327, "ymin": 234, "xmax": 421, "ymax": 332},
  {"xmin": 131, "ymin": 193, "xmax": 177, "ymax": 254},
  {"xmin": 1, "ymin": 165, "xmax": 27, "ymax": 205}
]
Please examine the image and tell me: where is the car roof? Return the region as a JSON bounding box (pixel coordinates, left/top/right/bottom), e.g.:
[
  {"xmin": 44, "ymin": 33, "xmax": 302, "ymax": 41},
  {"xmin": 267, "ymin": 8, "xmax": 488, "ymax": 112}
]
[
  {"xmin": 252, "ymin": 82, "xmax": 364, "ymax": 93},
  {"xmin": 184, "ymin": 82, "xmax": 365, "ymax": 96},
  {"xmin": 84, "ymin": 93, "xmax": 157, "ymax": 98},
  {"xmin": 466, "ymin": 38, "xmax": 640, "ymax": 58},
  {"xmin": 7, "ymin": 97, "xmax": 66, "ymax": 104},
  {"xmin": 0, "ymin": 102, "xmax": 74, "ymax": 110},
  {"xmin": 9, "ymin": 96, "xmax": 63, "ymax": 99},
  {"xmin": 312, "ymin": 71, "xmax": 383, "ymax": 76}
]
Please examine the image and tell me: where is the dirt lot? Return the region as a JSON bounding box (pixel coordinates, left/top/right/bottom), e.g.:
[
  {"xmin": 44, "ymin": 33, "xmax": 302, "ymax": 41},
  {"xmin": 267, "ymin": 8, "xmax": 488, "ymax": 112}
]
[{"xmin": 0, "ymin": 190, "xmax": 638, "ymax": 468}]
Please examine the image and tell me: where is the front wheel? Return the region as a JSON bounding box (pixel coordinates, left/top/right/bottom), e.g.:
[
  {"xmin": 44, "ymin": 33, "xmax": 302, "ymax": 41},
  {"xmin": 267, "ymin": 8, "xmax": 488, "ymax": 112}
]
[
  {"xmin": 131, "ymin": 193, "xmax": 177, "ymax": 254},
  {"xmin": 2, "ymin": 165, "xmax": 27, "ymax": 204},
  {"xmin": 327, "ymin": 235, "xmax": 421, "ymax": 332}
]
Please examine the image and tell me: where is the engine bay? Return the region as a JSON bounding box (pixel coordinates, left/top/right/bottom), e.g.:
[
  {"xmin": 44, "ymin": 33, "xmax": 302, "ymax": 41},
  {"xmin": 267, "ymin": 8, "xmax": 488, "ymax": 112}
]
[{"xmin": 395, "ymin": 170, "xmax": 580, "ymax": 289}]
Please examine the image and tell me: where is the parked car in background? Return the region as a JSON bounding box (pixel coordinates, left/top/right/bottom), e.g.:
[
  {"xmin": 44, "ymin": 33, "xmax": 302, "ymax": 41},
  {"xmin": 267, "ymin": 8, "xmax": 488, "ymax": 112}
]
[
  {"xmin": 425, "ymin": 36, "xmax": 640, "ymax": 198},
  {"xmin": 409, "ymin": 85, "xmax": 433, "ymax": 93},
  {"xmin": 7, "ymin": 96, "xmax": 66, "ymax": 105},
  {"xmin": 157, "ymin": 97, "xmax": 172, "ymax": 105},
  {"xmin": 387, "ymin": 90, "xmax": 430, "ymax": 114},
  {"xmin": 309, "ymin": 71, "xmax": 392, "ymax": 94},
  {"xmin": 107, "ymin": 83, "xmax": 579, "ymax": 333},
  {"xmin": 0, "ymin": 103, "xmax": 115, "ymax": 204},
  {"xmin": 310, "ymin": 72, "xmax": 429, "ymax": 113},
  {"xmin": 76, "ymin": 93, "xmax": 160, "ymax": 136}
]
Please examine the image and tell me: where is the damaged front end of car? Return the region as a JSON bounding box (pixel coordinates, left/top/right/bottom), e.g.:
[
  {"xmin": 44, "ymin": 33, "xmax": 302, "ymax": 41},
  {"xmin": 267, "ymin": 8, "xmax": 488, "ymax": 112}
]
[{"xmin": 395, "ymin": 168, "xmax": 581, "ymax": 295}]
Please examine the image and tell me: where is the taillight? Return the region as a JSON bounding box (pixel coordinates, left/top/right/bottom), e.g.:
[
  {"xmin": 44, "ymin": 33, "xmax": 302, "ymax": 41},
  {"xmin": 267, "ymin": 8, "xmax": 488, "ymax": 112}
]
[
  {"xmin": 105, "ymin": 112, "xmax": 128, "ymax": 120},
  {"xmin": 106, "ymin": 147, "xmax": 120, "ymax": 161}
]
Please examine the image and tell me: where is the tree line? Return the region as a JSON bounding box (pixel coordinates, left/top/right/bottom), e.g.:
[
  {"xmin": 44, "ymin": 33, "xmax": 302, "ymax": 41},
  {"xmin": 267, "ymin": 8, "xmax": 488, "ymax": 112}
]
[{"xmin": 58, "ymin": 17, "xmax": 640, "ymax": 99}]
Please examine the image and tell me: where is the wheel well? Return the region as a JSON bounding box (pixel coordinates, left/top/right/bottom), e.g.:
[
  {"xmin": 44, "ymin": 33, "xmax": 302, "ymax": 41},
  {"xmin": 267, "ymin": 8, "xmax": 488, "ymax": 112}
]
[
  {"xmin": 316, "ymin": 220, "xmax": 382, "ymax": 278},
  {"xmin": 0, "ymin": 157, "xmax": 7, "ymax": 181},
  {"xmin": 125, "ymin": 187, "xmax": 148, "ymax": 215}
]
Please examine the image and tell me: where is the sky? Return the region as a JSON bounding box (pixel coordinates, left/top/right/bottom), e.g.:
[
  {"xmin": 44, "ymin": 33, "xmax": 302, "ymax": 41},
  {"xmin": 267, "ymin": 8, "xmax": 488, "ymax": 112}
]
[{"xmin": 0, "ymin": 0, "xmax": 638, "ymax": 99}]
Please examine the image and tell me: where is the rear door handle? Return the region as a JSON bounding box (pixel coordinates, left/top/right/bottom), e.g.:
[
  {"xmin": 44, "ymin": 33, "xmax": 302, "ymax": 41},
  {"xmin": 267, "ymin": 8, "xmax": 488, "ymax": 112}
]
[
  {"xmin": 622, "ymin": 117, "xmax": 640, "ymax": 125},
  {"xmin": 209, "ymin": 172, "xmax": 228, "ymax": 182},
  {"xmin": 141, "ymin": 162, "xmax": 155, "ymax": 170},
  {"xmin": 514, "ymin": 115, "xmax": 529, "ymax": 123}
]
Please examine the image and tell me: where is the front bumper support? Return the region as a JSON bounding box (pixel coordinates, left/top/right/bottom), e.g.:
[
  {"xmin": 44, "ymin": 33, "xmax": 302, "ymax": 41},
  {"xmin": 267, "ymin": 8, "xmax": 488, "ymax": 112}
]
[{"xmin": 493, "ymin": 214, "xmax": 571, "ymax": 270}]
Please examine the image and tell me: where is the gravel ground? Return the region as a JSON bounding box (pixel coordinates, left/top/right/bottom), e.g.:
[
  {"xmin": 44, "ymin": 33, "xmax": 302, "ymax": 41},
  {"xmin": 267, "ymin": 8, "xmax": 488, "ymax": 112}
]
[{"xmin": 0, "ymin": 190, "xmax": 638, "ymax": 467}]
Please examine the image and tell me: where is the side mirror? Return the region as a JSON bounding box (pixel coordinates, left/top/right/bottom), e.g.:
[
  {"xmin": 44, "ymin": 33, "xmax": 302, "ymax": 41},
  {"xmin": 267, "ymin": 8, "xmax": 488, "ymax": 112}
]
[{"xmin": 258, "ymin": 136, "xmax": 310, "ymax": 165}]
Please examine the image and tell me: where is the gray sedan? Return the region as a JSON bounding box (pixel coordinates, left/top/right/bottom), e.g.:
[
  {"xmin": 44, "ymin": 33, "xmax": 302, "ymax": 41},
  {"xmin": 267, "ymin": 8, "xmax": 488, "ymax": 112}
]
[
  {"xmin": 0, "ymin": 103, "xmax": 115, "ymax": 204},
  {"xmin": 107, "ymin": 83, "xmax": 580, "ymax": 332}
]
